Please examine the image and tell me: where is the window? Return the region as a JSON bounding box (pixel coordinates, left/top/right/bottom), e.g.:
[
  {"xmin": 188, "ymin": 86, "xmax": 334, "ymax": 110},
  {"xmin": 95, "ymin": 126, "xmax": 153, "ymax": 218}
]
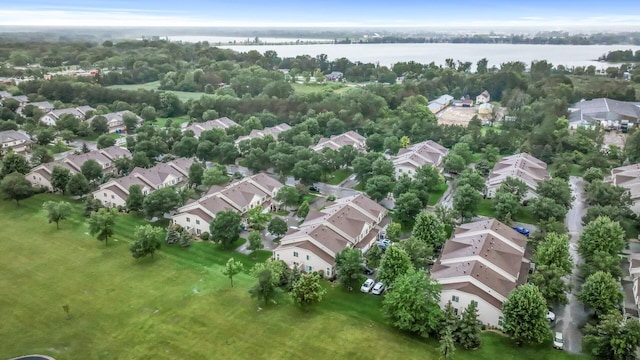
[
  {"xmin": 454, "ymin": 308, "xmax": 459, "ymax": 315},
  {"xmin": 111, "ymin": 195, "xmax": 114, "ymax": 199},
  {"xmin": 498, "ymin": 316, "xmax": 504, "ymax": 327},
  {"xmin": 306, "ymin": 255, "xmax": 310, "ymax": 261},
  {"xmin": 276, "ymin": 253, "xmax": 280, "ymax": 260},
  {"xmin": 452, "ymin": 295, "xmax": 460, "ymax": 303},
  {"xmin": 196, "ymin": 229, "xmax": 201, "ymax": 235},
  {"xmin": 103, "ymin": 193, "xmax": 107, "ymax": 197},
  {"xmin": 326, "ymin": 268, "xmax": 331, "ymax": 276},
  {"xmin": 293, "ymin": 251, "xmax": 299, "ymax": 258},
  {"xmin": 33, "ymin": 175, "xmax": 36, "ymax": 179},
  {"xmin": 186, "ymin": 217, "xmax": 190, "ymax": 223},
  {"xmin": 306, "ymin": 265, "xmax": 313, "ymax": 272},
  {"xmin": 196, "ymin": 219, "xmax": 200, "ymax": 225}
]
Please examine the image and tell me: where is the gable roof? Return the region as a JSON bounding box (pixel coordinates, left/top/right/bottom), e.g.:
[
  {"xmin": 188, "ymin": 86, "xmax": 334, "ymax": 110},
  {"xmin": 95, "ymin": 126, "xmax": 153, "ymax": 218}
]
[
  {"xmin": 393, "ymin": 140, "xmax": 449, "ymax": 171},
  {"xmin": 611, "ymin": 163, "xmax": 640, "ymax": 201},
  {"xmin": 235, "ymin": 123, "xmax": 291, "ymax": 144},
  {"xmin": 0, "ymin": 130, "xmax": 31, "ymax": 143},
  {"xmin": 486, "ymin": 153, "xmax": 549, "ymax": 192},
  {"xmin": 312, "ymin": 130, "xmax": 366, "ymax": 152},
  {"xmin": 432, "ymin": 218, "xmax": 528, "ymax": 310},
  {"xmin": 570, "ymin": 98, "xmax": 640, "ymax": 123},
  {"xmin": 184, "ymin": 117, "xmax": 240, "ymax": 138}
]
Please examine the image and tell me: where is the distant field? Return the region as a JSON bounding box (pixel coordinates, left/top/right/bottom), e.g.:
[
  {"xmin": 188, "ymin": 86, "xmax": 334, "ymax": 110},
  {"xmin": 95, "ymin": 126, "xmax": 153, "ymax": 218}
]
[
  {"xmin": 292, "ymin": 82, "xmax": 348, "ymax": 94},
  {"xmin": 154, "ymin": 116, "xmax": 190, "ymax": 128},
  {"xmin": 0, "ymin": 195, "xmax": 583, "ymax": 359},
  {"xmin": 106, "ymin": 81, "xmax": 209, "ymax": 102}
]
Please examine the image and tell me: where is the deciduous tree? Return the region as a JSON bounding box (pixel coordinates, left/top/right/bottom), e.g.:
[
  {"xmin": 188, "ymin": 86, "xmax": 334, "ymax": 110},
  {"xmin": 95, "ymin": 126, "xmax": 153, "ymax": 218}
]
[
  {"xmin": 579, "ymin": 271, "xmax": 623, "ymax": 316},
  {"xmin": 130, "ymin": 225, "xmax": 163, "ymax": 259},
  {"xmin": 210, "ymin": 210, "xmax": 242, "ymax": 249},
  {"xmin": 81, "ymin": 159, "xmax": 103, "ymax": 184},
  {"xmin": 412, "ymin": 211, "xmax": 447, "ymax": 250},
  {"xmin": 394, "ymin": 192, "xmax": 423, "ymax": 225},
  {"xmin": 51, "ymin": 166, "xmax": 71, "ymax": 193},
  {"xmin": 378, "ymin": 245, "xmax": 414, "ymax": 287},
  {"xmin": 296, "ymin": 200, "xmax": 310, "ymax": 219},
  {"xmin": 142, "ymin": 186, "xmax": 182, "ymax": 219},
  {"xmin": 1, "ymin": 152, "xmax": 30, "ymax": 177},
  {"xmin": 583, "ymin": 310, "xmax": 640, "ymax": 360},
  {"xmin": 290, "ymin": 272, "xmax": 326, "ymax": 310},
  {"xmin": 222, "ymin": 258, "xmax": 243, "ymax": 288},
  {"xmin": 275, "ymin": 186, "xmax": 299, "ymax": 209},
  {"xmin": 126, "ymin": 184, "xmax": 144, "ymax": 212},
  {"xmin": 249, "ymin": 269, "xmax": 282, "ymax": 305},
  {"xmin": 268, "ymin": 217, "xmax": 288, "ymax": 238},
  {"xmin": 42, "ymin": 201, "xmax": 72, "ymax": 229},
  {"xmin": 382, "ymin": 269, "xmax": 442, "ymax": 337},
  {"xmin": 88, "ymin": 208, "xmax": 117, "ymax": 245},
  {"xmin": 247, "ymin": 230, "xmax": 264, "ymax": 254},
  {"xmin": 335, "ymin": 247, "xmax": 363, "ymax": 290},
  {"xmin": 502, "ymin": 284, "xmax": 550, "ymax": 345},
  {"xmin": 0, "ymin": 172, "xmax": 33, "ymax": 206},
  {"xmin": 453, "ymin": 184, "xmax": 481, "ymax": 222},
  {"xmin": 365, "ymin": 174, "xmax": 394, "ymax": 201}
]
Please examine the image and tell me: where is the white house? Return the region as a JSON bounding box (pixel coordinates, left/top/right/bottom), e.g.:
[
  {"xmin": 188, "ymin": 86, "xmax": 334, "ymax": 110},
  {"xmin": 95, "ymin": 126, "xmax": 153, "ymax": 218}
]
[
  {"xmin": 183, "ymin": 117, "xmax": 240, "ymax": 138},
  {"xmin": 428, "ymin": 94, "xmax": 454, "ymax": 114},
  {"xmin": 391, "ymin": 140, "xmax": 448, "ymax": 179},
  {"xmin": 171, "ymin": 173, "xmax": 283, "ymax": 235},
  {"xmin": 40, "ymin": 106, "xmax": 95, "ymax": 126},
  {"xmin": 485, "ymin": 153, "xmax": 550, "ymax": 200},
  {"xmin": 235, "ymin": 123, "xmax": 291, "ymax": 145},
  {"xmin": 93, "ymin": 157, "xmax": 193, "ymax": 208},
  {"xmin": 87, "ymin": 111, "xmax": 142, "ymax": 134},
  {"xmin": 312, "ymin": 130, "xmax": 366, "ymax": 153},
  {"xmin": 476, "ymin": 90, "xmax": 491, "ymax": 104},
  {"xmin": 0, "ymin": 130, "xmax": 32, "ymax": 155},
  {"xmin": 273, "ymin": 194, "xmax": 388, "ymax": 276},
  {"xmin": 26, "ymin": 146, "xmax": 131, "ymax": 190},
  {"xmin": 611, "ymin": 164, "xmax": 640, "ymax": 214},
  {"xmin": 431, "ymin": 218, "xmax": 529, "ymax": 328}
]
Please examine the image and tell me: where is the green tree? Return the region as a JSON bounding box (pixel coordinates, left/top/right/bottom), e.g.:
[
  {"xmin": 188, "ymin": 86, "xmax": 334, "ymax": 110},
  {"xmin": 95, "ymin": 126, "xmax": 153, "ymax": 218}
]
[
  {"xmin": 80, "ymin": 159, "xmax": 103, "ymax": 184},
  {"xmin": 492, "ymin": 190, "xmax": 520, "ymax": 224},
  {"xmin": 585, "ymin": 180, "xmax": 632, "ymax": 207},
  {"xmin": 335, "ymin": 247, "xmax": 363, "ymax": 290},
  {"xmin": 578, "ymin": 216, "xmax": 625, "ymax": 274},
  {"xmin": 247, "ymin": 231, "xmax": 264, "ymax": 254},
  {"xmin": 385, "ymin": 222, "xmax": 402, "ymax": 241},
  {"xmin": 365, "ymin": 175, "xmax": 394, "ymax": 201},
  {"xmin": 290, "ymin": 272, "xmax": 326, "ymax": 310},
  {"xmin": 441, "ymin": 301, "xmax": 460, "ymax": 337},
  {"xmin": 382, "ymin": 269, "xmax": 442, "ymax": 337},
  {"xmin": 535, "ymin": 232, "xmax": 573, "ymax": 274},
  {"xmin": 268, "ymin": 217, "xmax": 288, "ymax": 238},
  {"xmin": 29, "ymin": 146, "xmax": 53, "ymax": 167},
  {"xmin": 1, "ymin": 152, "xmax": 30, "ymax": 177},
  {"xmin": 88, "ymin": 208, "xmax": 117, "ymax": 245},
  {"xmin": 0, "ymin": 172, "xmax": 33, "ymax": 206},
  {"xmin": 50, "ymin": 166, "xmax": 71, "ymax": 193},
  {"xmin": 90, "ymin": 116, "xmax": 109, "ymax": 135},
  {"xmin": 458, "ymin": 300, "xmax": 482, "ymax": 350},
  {"xmin": 502, "ymin": 284, "xmax": 550, "ymax": 345},
  {"xmin": 142, "ymin": 187, "xmax": 182, "ymax": 219},
  {"xmin": 453, "ymin": 184, "xmax": 481, "ymax": 222},
  {"xmin": 529, "ymin": 196, "xmax": 568, "ymax": 222},
  {"xmin": 222, "ymin": 258, "xmax": 244, "ymax": 288},
  {"xmin": 456, "ymin": 169, "xmax": 485, "ymax": 192},
  {"xmin": 536, "ymin": 178, "xmax": 573, "ymax": 209},
  {"xmin": 583, "ymin": 167, "xmax": 604, "ymax": 183},
  {"xmin": 415, "ymin": 165, "xmax": 443, "ymax": 190},
  {"xmin": 249, "ymin": 269, "xmax": 282, "ymax": 305},
  {"xmin": 140, "ymin": 106, "xmax": 157, "ymax": 123},
  {"xmin": 398, "ymin": 236, "xmax": 434, "ymax": 269},
  {"xmin": 130, "ymin": 225, "xmax": 163, "ymax": 259},
  {"xmin": 210, "ymin": 210, "xmax": 242, "ymax": 249},
  {"xmin": 499, "ymin": 177, "xmax": 528, "ymax": 202},
  {"xmin": 96, "ymin": 134, "xmax": 116, "ymax": 149},
  {"xmin": 394, "ymin": 192, "xmax": 423, "ymax": 225},
  {"xmin": 583, "ymin": 310, "xmax": 640, "ymax": 360},
  {"xmin": 443, "ymin": 153, "xmax": 466, "ymax": 174},
  {"xmin": 275, "ymin": 186, "xmax": 299, "ymax": 209},
  {"xmin": 202, "ymin": 165, "xmax": 229, "ymax": 186},
  {"xmin": 439, "ymin": 327, "xmax": 456, "ymax": 360},
  {"xmin": 126, "ymin": 184, "xmax": 144, "ymax": 212},
  {"xmin": 579, "ymin": 271, "xmax": 623, "ymax": 316},
  {"xmin": 42, "ymin": 201, "xmax": 72, "ymax": 229},
  {"xmin": 378, "ymin": 245, "xmax": 414, "ymax": 287},
  {"xmin": 188, "ymin": 162, "xmax": 204, "ymax": 188},
  {"xmin": 247, "ymin": 206, "xmax": 271, "ymax": 231},
  {"xmin": 297, "ymin": 200, "xmax": 310, "ymax": 219},
  {"xmin": 412, "ymin": 211, "xmax": 447, "ymax": 250}
]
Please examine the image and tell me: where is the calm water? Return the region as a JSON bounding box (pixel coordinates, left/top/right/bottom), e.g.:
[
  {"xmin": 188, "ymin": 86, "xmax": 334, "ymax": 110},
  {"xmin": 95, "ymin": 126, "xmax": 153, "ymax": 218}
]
[{"xmin": 209, "ymin": 42, "xmax": 640, "ymax": 70}]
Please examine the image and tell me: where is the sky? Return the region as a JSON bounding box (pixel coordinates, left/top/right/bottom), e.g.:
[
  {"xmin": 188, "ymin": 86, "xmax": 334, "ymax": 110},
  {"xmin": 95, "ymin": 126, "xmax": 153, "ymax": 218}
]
[{"xmin": 1, "ymin": 0, "xmax": 640, "ymax": 29}]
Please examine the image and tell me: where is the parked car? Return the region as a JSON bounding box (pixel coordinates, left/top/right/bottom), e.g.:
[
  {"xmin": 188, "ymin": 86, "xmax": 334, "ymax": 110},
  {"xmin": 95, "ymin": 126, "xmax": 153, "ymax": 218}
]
[
  {"xmin": 308, "ymin": 185, "xmax": 320, "ymax": 192},
  {"xmin": 553, "ymin": 331, "xmax": 564, "ymax": 350},
  {"xmin": 376, "ymin": 239, "xmax": 393, "ymax": 250},
  {"xmin": 371, "ymin": 282, "xmax": 385, "ymax": 295},
  {"xmin": 362, "ymin": 265, "xmax": 375, "ymax": 275},
  {"xmin": 360, "ymin": 278, "xmax": 375, "ymax": 293},
  {"xmin": 547, "ymin": 311, "xmax": 556, "ymax": 322},
  {"xmin": 512, "ymin": 226, "xmax": 530, "ymax": 236}
]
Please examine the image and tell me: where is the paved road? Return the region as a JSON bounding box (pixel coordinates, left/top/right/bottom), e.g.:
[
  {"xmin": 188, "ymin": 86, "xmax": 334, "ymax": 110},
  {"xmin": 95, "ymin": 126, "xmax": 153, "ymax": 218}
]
[
  {"xmin": 556, "ymin": 176, "xmax": 589, "ymax": 354},
  {"xmin": 437, "ymin": 181, "xmax": 455, "ymax": 209}
]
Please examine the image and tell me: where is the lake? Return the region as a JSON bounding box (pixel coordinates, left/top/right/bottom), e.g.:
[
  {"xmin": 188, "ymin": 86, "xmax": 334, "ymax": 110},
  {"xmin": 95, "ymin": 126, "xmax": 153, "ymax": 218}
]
[{"xmin": 209, "ymin": 42, "xmax": 640, "ymax": 71}]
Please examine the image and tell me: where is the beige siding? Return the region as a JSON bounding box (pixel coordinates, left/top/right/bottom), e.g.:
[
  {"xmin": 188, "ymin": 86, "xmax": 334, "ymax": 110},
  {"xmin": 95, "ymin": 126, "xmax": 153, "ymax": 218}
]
[
  {"xmin": 274, "ymin": 247, "xmax": 334, "ymax": 276},
  {"xmin": 93, "ymin": 189, "xmax": 127, "ymax": 208},
  {"xmin": 440, "ymin": 289, "xmax": 504, "ymax": 328},
  {"xmin": 173, "ymin": 213, "xmax": 211, "ymax": 235}
]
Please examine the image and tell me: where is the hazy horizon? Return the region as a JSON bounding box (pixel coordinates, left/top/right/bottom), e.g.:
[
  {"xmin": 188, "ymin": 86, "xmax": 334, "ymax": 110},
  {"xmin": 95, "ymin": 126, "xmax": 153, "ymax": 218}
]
[{"xmin": 1, "ymin": 0, "xmax": 640, "ymax": 31}]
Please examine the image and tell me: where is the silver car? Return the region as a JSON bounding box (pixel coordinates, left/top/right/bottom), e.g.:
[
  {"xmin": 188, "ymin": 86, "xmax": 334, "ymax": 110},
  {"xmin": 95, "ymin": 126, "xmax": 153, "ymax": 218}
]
[
  {"xmin": 371, "ymin": 282, "xmax": 385, "ymax": 295},
  {"xmin": 553, "ymin": 332, "xmax": 564, "ymax": 350},
  {"xmin": 360, "ymin": 278, "xmax": 375, "ymax": 293}
]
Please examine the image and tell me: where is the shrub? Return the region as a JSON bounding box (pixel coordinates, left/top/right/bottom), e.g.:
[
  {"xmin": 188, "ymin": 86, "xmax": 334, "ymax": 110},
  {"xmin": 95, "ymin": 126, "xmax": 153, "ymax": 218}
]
[
  {"xmin": 327, "ymin": 195, "xmax": 336, "ymax": 201},
  {"xmin": 317, "ymin": 270, "xmax": 324, "ymax": 278},
  {"xmin": 200, "ymin": 232, "xmax": 209, "ymax": 240}
]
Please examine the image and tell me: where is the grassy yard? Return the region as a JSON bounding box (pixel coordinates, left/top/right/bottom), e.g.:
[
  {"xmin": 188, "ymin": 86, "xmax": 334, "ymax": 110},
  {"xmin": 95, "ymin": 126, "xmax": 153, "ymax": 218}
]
[
  {"xmin": 427, "ymin": 183, "xmax": 448, "ymax": 206},
  {"xmin": 324, "ymin": 168, "xmax": 353, "ymax": 185},
  {"xmin": 46, "ymin": 142, "xmax": 72, "ymax": 154},
  {"xmin": 106, "ymin": 81, "xmax": 209, "ymax": 102},
  {"xmin": 292, "ymin": 82, "xmax": 348, "ymax": 94},
  {"xmin": 154, "ymin": 116, "xmax": 190, "ymax": 128},
  {"xmin": 0, "ymin": 194, "xmax": 583, "ymax": 359},
  {"xmin": 476, "ymin": 198, "xmax": 535, "ymax": 225}
]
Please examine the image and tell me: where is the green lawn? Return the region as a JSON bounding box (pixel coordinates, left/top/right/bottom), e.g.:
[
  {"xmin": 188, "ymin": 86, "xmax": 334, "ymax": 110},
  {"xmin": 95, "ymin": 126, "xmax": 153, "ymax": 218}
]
[
  {"xmin": 46, "ymin": 142, "xmax": 72, "ymax": 154},
  {"xmin": 477, "ymin": 198, "xmax": 535, "ymax": 225},
  {"xmin": 0, "ymin": 194, "xmax": 583, "ymax": 359},
  {"xmin": 154, "ymin": 116, "xmax": 190, "ymax": 128},
  {"xmin": 324, "ymin": 168, "xmax": 353, "ymax": 185},
  {"xmin": 427, "ymin": 183, "xmax": 448, "ymax": 206},
  {"xmin": 292, "ymin": 82, "xmax": 348, "ymax": 94},
  {"xmin": 106, "ymin": 81, "xmax": 209, "ymax": 102}
]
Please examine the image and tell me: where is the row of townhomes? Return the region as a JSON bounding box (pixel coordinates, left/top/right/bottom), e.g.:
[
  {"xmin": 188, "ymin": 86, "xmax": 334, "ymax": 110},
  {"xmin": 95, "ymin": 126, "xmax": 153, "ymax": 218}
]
[
  {"xmin": 311, "ymin": 130, "xmax": 367, "ymax": 153},
  {"xmin": 568, "ymin": 97, "xmax": 640, "ymax": 129},
  {"xmin": 27, "ymin": 146, "xmax": 132, "ymax": 190},
  {"xmin": 93, "ymin": 158, "xmax": 193, "ymax": 208},
  {"xmin": 171, "ymin": 173, "xmax": 284, "ymax": 235},
  {"xmin": 432, "ymin": 218, "xmax": 530, "ymax": 328},
  {"xmin": 274, "ymin": 194, "xmax": 389, "ymax": 277},
  {"xmin": 611, "ymin": 163, "xmax": 640, "ymax": 214},
  {"xmin": 235, "ymin": 123, "xmax": 291, "ymax": 145},
  {"xmin": 485, "ymin": 152, "xmax": 550, "ymax": 200},
  {"xmin": 0, "ymin": 130, "xmax": 32, "ymax": 155},
  {"xmin": 88, "ymin": 111, "xmax": 142, "ymax": 134},
  {"xmin": 391, "ymin": 140, "xmax": 449, "ymax": 179},
  {"xmin": 40, "ymin": 106, "xmax": 96, "ymax": 126},
  {"xmin": 184, "ymin": 117, "xmax": 240, "ymax": 138}
]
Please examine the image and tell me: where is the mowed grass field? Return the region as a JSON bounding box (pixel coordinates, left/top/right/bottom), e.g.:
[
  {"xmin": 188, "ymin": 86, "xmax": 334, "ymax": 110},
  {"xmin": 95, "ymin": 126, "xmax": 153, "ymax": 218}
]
[
  {"xmin": 0, "ymin": 195, "xmax": 584, "ymax": 360},
  {"xmin": 106, "ymin": 81, "xmax": 208, "ymax": 102}
]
